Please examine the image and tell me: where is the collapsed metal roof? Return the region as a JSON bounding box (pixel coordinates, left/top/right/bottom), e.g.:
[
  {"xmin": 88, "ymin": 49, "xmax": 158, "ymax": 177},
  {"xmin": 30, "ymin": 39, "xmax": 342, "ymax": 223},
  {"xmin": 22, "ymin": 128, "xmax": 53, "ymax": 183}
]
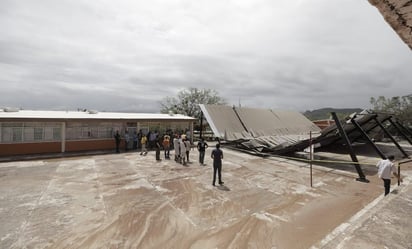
[
  {"xmin": 200, "ymin": 106, "xmax": 412, "ymax": 159},
  {"xmin": 199, "ymin": 104, "xmax": 321, "ymax": 154}
]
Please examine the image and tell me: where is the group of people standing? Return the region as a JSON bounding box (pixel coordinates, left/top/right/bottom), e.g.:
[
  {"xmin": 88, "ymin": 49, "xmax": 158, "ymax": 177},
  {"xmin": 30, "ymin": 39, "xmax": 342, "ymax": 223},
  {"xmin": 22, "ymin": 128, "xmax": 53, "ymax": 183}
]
[
  {"xmin": 114, "ymin": 131, "xmax": 225, "ymax": 186},
  {"xmin": 116, "ymin": 129, "xmax": 408, "ymax": 191},
  {"xmin": 114, "ymin": 129, "xmax": 171, "ymax": 154},
  {"xmin": 172, "ymin": 134, "xmax": 192, "ymax": 165}
]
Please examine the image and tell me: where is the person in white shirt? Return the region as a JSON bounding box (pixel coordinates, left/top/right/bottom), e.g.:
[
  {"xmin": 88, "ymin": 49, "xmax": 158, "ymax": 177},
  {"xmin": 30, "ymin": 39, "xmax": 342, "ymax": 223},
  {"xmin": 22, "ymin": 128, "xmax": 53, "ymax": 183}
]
[
  {"xmin": 180, "ymin": 138, "xmax": 187, "ymax": 165},
  {"xmin": 376, "ymin": 155, "xmax": 402, "ymax": 196},
  {"xmin": 173, "ymin": 135, "xmax": 180, "ymax": 162},
  {"xmin": 184, "ymin": 139, "xmax": 191, "ymax": 163},
  {"xmin": 124, "ymin": 130, "xmax": 130, "ymax": 151}
]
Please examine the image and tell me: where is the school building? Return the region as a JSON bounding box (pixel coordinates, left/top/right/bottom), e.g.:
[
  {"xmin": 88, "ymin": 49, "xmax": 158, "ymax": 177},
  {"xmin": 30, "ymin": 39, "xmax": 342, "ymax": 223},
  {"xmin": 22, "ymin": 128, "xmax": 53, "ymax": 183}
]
[{"xmin": 0, "ymin": 109, "xmax": 195, "ymax": 157}]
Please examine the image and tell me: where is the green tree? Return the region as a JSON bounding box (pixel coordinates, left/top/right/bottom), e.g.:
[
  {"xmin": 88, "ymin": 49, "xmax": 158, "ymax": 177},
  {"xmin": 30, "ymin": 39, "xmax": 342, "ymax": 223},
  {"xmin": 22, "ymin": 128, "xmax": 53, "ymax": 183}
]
[
  {"xmin": 370, "ymin": 94, "xmax": 412, "ymax": 126},
  {"xmin": 160, "ymin": 88, "xmax": 227, "ymax": 119}
]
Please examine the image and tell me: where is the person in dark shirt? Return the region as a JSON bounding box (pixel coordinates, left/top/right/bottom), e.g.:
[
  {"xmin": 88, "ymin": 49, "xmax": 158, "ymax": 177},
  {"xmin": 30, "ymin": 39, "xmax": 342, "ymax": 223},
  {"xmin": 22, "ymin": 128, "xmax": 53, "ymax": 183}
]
[
  {"xmin": 197, "ymin": 138, "xmax": 209, "ymax": 165},
  {"xmin": 211, "ymin": 143, "xmax": 224, "ymax": 186},
  {"xmin": 114, "ymin": 130, "xmax": 121, "ymax": 153},
  {"xmin": 155, "ymin": 138, "xmax": 162, "ymax": 161}
]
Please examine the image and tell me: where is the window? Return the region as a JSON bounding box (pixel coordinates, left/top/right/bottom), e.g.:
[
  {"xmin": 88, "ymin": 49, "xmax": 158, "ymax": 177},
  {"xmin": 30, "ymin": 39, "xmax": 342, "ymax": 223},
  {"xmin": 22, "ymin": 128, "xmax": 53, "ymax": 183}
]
[
  {"xmin": 0, "ymin": 122, "xmax": 61, "ymax": 143},
  {"xmin": 66, "ymin": 122, "xmax": 120, "ymax": 140},
  {"xmin": 53, "ymin": 127, "xmax": 61, "ymax": 140},
  {"xmin": 12, "ymin": 128, "xmax": 22, "ymax": 142},
  {"xmin": 34, "ymin": 128, "xmax": 43, "ymax": 140}
]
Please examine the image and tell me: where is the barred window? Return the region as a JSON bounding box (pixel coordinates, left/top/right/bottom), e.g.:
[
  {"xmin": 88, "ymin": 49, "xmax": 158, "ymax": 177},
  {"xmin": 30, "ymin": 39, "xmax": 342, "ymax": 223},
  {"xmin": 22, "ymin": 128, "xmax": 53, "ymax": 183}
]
[
  {"xmin": 1, "ymin": 127, "xmax": 13, "ymax": 142},
  {"xmin": 53, "ymin": 127, "xmax": 61, "ymax": 140},
  {"xmin": 23, "ymin": 127, "xmax": 35, "ymax": 141},
  {"xmin": 65, "ymin": 122, "xmax": 119, "ymax": 140},
  {"xmin": 12, "ymin": 128, "xmax": 22, "ymax": 142},
  {"xmin": 34, "ymin": 128, "xmax": 43, "ymax": 140},
  {"xmin": 0, "ymin": 122, "xmax": 61, "ymax": 143}
]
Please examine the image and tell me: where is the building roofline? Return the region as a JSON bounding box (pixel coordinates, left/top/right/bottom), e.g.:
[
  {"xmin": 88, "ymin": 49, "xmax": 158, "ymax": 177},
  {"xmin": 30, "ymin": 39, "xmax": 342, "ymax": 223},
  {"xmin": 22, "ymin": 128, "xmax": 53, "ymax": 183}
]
[{"xmin": 0, "ymin": 109, "xmax": 196, "ymax": 121}]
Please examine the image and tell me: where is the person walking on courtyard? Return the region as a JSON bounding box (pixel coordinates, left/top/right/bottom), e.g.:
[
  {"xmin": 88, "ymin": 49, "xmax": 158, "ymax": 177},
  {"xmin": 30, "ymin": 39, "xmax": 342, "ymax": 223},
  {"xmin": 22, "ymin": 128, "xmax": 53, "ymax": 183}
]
[
  {"xmin": 376, "ymin": 155, "xmax": 402, "ymax": 196},
  {"xmin": 197, "ymin": 138, "xmax": 208, "ymax": 165},
  {"xmin": 114, "ymin": 130, "xmax": 121, "ymax": 153},
  {"xmin": 211, "ymin": 143, "xmax": 224, "ymax": 186},
  {"xmin": 140, "ymin": 134, "xmax": 148, "ymax": 155}
]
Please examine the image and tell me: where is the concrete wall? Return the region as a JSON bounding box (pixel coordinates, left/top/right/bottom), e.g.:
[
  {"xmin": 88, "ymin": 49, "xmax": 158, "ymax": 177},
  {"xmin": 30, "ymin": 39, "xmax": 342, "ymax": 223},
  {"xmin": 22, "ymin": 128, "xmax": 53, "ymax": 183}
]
[
  {"xmin": 0, "ymin": 139, "xmax": 116, "ymax": 157},
  {"xmin": 0, "ymin": 142, "xmax": 61, "ymax": 157}
]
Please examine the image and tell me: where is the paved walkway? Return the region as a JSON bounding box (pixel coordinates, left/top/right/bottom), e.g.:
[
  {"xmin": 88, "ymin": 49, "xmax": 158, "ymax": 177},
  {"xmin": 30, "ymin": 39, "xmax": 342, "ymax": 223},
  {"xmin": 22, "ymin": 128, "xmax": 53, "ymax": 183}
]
[{"xmin": 313, "ymin": 160, "xmax": 412, "ymax": 249}]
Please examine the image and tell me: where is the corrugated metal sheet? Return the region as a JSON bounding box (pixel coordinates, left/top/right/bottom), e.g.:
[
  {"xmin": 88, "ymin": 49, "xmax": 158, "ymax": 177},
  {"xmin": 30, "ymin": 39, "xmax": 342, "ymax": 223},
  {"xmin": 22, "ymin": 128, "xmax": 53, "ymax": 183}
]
[
  {"xmin": 201, "ymin": 105, "xmax": 405, "ymax": 156},
  {"xmin": 199, "ymin": 104, "xmax": 320, "ymax": 153},
  {"xmin": 200, "ymin": 105, "xmax": 320, "ymax": 140},
  {"xmin": 199, "ymin": 105, "xmax": 249, "ymax": 140}
]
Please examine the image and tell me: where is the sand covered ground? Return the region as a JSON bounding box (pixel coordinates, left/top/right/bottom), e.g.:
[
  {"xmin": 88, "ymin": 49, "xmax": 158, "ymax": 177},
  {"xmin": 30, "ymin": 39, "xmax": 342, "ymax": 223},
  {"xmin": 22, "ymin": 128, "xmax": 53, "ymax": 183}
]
[{"xmin": 0, "ymin": 143, "xmax": 410, "ymax": 249}]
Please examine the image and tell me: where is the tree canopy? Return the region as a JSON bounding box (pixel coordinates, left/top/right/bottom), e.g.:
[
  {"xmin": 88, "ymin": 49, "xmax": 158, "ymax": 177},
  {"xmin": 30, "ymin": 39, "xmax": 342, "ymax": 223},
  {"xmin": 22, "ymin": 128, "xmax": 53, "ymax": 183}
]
[
  {"xmin": 370, "ymin": 94, "xmax": 412, "ymax": 126},
  {"xmin": 160, "ymin": 88, "xmax": 226, "ymax": 119}
]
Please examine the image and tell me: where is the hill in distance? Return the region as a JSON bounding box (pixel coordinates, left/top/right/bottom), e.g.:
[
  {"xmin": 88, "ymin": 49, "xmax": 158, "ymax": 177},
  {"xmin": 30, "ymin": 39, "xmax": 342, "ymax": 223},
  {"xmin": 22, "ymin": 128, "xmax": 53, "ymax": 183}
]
[{"xmin": 303, "ymin": 107, "xmax": 363, "ymax": 121}]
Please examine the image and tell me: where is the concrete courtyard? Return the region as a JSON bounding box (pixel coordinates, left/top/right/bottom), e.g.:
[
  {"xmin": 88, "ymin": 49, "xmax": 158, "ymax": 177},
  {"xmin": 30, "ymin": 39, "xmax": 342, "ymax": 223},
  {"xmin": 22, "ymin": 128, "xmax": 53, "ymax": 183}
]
[{"xmin": 1, "ymin": 143, "xmax": 411, "ymax": 249}]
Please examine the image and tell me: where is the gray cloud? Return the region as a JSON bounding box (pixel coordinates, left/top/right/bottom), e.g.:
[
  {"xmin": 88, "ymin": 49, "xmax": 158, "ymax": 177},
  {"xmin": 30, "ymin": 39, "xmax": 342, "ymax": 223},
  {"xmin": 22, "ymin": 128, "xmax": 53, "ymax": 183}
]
[{"xmin": 0, "ymin": 0, "xmax": 411, "ymax": 113}]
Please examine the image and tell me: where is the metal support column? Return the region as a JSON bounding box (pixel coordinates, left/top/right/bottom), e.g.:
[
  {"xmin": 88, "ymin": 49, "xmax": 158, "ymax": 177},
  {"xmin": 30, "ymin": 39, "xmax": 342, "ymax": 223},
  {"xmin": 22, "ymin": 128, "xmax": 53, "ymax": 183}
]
[
  {"xmin": 199, "ymin": 112, "xmax": 204, "ymax": 139},
  {"xmin": 388, "ymin": 118, "xmax": 412, "ymax": 145},
  {"xmin": 374, "ymin": 117, "xmax": 409, "ymax": 158},
  {"xmin": 351, "ymin": 117, "xmax": 386, "ymax": 159},
  {"xmin": 233, "ymin": 106, "xmax": 249, "ymax": 133},
  {"xmin": 331, "ymin": 112, "xmax": 367, "ymax": 182}
]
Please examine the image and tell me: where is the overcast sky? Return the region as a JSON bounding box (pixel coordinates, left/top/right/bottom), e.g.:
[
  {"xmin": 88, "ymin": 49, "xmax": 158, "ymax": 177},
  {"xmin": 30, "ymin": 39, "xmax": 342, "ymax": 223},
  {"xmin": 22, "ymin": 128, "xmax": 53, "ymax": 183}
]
[{"xmin": 0, "ymin": 0, "xmax": 411, "ymax": 113}]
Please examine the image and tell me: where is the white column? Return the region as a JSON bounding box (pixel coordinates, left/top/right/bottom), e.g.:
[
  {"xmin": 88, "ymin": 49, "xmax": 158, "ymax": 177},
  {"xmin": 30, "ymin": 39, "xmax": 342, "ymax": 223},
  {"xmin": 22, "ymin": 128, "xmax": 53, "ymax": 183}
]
[
  {"xmin": 190, "ymin": 121, "xmax": 194, "ymax": 144},
  {"xmin": 61, "ymin": 122, "xmax": 66, "ymax": 153}
]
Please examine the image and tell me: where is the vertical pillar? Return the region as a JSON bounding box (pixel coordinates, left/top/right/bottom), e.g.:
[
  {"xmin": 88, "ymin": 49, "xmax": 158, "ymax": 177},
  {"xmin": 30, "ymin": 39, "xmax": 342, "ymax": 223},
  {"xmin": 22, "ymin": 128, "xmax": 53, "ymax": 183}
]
[
  {"xmin": 190, "ymin": 121, "xmax": 194, "ymax": 144},
  {"xmin": 331, "ymin": 112, "xmax": 367, "ymax": 182},
  {"xmin": 61, "ymin": 122, "xmax": 66, "ymax": 153},
  {"xmin": 199, "ymin": 112, "xmax": 204, "ymax": 139},
  {"xmin": 309, "ymin": 131, "xmax": 313, "ymax": 188}
]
